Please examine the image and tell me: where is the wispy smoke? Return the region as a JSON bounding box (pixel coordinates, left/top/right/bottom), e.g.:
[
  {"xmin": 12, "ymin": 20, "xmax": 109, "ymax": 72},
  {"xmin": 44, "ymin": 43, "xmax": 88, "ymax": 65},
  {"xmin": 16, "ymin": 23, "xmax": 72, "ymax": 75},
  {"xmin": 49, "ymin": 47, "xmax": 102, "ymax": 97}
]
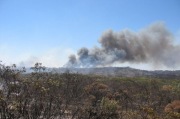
[{"xmin": 65, "ymin": 22, "xmax": 180, "ymax": 68}]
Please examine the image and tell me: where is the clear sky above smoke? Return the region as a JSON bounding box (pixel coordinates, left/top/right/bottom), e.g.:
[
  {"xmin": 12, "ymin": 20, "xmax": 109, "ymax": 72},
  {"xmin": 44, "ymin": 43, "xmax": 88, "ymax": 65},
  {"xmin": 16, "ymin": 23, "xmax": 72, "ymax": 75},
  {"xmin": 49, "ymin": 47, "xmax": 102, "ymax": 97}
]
[{"xmin": 0, "ymin": 0, "xmax": 180, "ymax": 70}]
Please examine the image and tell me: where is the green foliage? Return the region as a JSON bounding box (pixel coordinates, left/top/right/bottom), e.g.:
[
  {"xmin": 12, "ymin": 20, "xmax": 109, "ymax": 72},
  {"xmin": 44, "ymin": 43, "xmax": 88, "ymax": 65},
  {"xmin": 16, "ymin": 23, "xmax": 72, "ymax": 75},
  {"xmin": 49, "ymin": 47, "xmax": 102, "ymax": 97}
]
[{"xmin": 100, "ymin": 97, "xmax": 118, "ymax": 112}]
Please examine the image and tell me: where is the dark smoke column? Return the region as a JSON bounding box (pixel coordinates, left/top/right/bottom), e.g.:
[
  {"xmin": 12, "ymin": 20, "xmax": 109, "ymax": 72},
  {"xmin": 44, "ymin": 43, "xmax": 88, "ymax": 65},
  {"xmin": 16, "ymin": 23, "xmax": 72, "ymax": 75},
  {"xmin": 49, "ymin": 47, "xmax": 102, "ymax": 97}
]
[{"xmin": 65, "ymin": 22, "xmax": 180, "ymax": 69}]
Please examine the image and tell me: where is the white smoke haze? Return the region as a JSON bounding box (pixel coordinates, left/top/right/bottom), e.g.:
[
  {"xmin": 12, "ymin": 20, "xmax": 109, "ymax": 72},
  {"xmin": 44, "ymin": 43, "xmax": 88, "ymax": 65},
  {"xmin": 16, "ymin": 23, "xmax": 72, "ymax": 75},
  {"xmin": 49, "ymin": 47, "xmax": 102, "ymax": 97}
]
[
  {"xmin": 175, "ymin": 29, "xmax": 180, "ymax": 44},
  {"xmin": 18, "ymin": 48, "xmax": 75, "ymax": 68},
  {"xmin": 0, "ymin": 47, "xmax": 75, "ymax": 68},
  {"xmin": 65, "ymin": 22, "xmax": 180, "ymax": 69}
]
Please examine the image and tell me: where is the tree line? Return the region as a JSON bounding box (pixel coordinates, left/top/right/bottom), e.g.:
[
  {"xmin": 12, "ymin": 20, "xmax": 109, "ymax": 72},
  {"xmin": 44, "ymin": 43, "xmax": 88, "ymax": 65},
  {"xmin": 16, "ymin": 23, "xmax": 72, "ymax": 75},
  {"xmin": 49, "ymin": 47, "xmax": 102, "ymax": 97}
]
[{"xmin": 0, "ymin": 63, "xmax": 180, "ymax": 119}]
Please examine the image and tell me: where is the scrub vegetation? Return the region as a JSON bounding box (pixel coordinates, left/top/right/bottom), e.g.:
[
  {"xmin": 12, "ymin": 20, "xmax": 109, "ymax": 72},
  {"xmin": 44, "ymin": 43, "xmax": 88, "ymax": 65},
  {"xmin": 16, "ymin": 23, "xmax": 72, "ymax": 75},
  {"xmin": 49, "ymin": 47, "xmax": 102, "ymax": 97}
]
[{"xmin": 0, "ymin": 63, "xmax": 180, "ymax": 119}]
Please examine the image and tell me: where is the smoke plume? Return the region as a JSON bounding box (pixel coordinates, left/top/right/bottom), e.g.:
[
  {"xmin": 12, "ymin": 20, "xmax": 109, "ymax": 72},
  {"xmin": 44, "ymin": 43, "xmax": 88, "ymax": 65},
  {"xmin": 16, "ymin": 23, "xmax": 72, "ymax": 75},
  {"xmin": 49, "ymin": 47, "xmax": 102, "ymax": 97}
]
[{"xmin": 65, "ymin": 23, "xmax": 180, "ymax": 68}]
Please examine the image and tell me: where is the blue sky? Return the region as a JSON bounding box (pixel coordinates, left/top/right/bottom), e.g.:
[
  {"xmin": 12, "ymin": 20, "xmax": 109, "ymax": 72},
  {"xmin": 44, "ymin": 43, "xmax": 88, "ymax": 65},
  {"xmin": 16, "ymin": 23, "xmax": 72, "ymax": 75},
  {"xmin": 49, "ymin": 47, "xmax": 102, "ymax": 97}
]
[{"xmin": 0, "ymin": 0, "xmax": 180, "ymax": 69}]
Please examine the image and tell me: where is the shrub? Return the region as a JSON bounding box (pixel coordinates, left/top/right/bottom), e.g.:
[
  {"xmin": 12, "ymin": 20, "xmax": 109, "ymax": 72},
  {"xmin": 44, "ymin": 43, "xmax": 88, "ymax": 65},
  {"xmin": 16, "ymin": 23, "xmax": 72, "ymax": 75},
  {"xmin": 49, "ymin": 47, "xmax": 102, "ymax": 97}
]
[{"xmin": 165, "ymin": 100, "xmax": 180, "ymax": 113}]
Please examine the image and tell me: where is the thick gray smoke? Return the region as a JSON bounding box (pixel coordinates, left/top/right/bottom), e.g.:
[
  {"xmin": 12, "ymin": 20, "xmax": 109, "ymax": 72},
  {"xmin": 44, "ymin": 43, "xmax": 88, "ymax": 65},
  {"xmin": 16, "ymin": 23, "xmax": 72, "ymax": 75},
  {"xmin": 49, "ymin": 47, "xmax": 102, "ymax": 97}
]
[{"xmin": 65, "ymin": 23, "xmax": 180, "ymax": 68}]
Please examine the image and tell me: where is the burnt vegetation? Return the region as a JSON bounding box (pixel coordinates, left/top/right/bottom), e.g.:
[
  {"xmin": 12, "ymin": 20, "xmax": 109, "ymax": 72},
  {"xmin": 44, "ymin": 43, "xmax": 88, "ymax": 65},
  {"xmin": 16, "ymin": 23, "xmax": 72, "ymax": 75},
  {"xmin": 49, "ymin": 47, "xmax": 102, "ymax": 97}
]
[{"xmin": 0, "ymin": 63, "xmax": 180, "ymax": 119}]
